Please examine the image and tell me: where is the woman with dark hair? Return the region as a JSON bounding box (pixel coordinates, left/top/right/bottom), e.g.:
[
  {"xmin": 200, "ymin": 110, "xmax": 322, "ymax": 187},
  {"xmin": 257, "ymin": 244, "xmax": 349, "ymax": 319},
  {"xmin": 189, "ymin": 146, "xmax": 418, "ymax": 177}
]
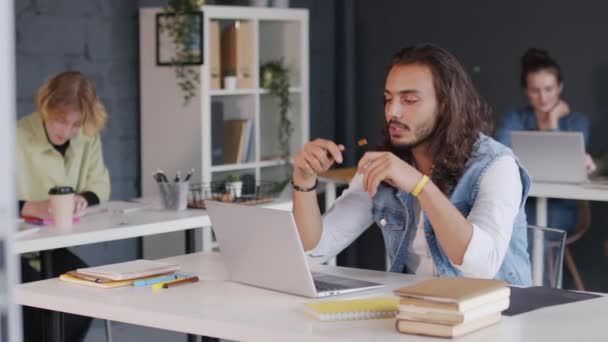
[
  {"xmin": 496, "ymin": 48, "xmax": 595, "ymax": 233},
  {"xmin": 291, "ymin": 44, "xmax": 531, "ymax": 285}
]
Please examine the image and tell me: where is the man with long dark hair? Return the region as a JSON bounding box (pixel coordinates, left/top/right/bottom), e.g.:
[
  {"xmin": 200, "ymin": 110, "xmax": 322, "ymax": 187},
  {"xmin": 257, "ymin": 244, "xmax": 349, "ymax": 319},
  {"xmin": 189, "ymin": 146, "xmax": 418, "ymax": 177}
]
[{"xmin": 291, "ymin": 44, "xmax": 532, "ymax": 285}]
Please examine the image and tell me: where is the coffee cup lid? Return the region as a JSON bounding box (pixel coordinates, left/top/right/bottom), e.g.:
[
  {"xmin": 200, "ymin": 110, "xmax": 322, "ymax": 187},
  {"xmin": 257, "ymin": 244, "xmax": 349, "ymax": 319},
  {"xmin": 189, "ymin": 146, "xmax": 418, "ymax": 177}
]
[{"xmin": 48, "ymin": 186, "xmax": 74, "ymax": 195}]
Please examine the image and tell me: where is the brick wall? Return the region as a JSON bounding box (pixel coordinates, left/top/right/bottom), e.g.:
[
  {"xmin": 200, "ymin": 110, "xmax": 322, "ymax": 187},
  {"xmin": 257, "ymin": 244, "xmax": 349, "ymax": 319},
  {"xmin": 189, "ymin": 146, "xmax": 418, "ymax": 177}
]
[
  {"xmin": 15, "ymin": 0, "xmax": 140, "ymax": 201},
  {"xmin": 15, "ymin": 0, "xmax": 141, "ymax": 265}
]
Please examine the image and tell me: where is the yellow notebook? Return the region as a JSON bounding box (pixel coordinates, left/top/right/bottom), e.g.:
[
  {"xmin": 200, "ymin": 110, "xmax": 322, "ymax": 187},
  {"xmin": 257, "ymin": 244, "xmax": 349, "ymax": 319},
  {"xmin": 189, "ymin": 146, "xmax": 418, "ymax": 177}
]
[{"xmin": 304, "ymin": 297, "xmax": 399, "ymax": 321}]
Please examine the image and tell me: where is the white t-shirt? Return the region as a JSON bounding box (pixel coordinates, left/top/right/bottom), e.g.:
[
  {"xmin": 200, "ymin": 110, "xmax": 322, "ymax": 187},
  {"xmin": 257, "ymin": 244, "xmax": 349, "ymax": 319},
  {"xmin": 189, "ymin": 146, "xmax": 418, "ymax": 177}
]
[{"xmin": 310, "ymin": 156, "xmax": 523, "ymax": 278}]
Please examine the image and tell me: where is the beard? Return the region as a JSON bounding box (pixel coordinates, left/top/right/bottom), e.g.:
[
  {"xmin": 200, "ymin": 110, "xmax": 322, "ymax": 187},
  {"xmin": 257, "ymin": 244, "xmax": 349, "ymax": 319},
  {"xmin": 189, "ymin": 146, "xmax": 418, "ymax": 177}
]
[{"xmin": 388, "ymin": 118, "xmax": 435, "ymax": 154}]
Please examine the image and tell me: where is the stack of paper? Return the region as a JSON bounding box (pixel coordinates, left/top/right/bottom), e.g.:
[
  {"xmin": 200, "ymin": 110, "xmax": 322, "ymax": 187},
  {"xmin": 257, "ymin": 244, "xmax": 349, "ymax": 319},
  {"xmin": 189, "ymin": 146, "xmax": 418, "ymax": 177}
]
[
  {"xmin": 59, "ymin": 259, "xmax": 180, "ymax": 288},
  {"xmin": 394, "ymin": 278, "xmax": 510, "ymax": 338}
]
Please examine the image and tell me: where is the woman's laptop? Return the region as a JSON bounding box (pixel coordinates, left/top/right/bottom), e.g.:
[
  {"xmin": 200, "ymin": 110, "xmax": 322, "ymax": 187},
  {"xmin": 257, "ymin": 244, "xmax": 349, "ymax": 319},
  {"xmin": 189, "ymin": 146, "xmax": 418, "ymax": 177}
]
[
  {"xmin": 205, "ymin": 200, "xmax": 383, "ymax": 298},
  {"xmin": 510, "ymin": 131, "xmax": 604, "ymax": 185}
]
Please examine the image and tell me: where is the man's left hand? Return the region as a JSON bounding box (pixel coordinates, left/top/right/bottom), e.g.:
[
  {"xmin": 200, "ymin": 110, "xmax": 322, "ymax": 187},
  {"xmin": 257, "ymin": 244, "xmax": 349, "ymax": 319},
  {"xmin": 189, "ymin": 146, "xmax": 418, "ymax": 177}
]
[{"xmin": 357, "ymin": 152, "xmax": 424, "ymax": 197}]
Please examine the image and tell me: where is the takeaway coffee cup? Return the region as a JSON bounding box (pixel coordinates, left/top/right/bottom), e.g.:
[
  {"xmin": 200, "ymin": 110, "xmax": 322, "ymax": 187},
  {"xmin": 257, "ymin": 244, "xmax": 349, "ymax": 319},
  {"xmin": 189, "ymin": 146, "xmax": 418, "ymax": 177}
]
[{"xmin": 48, "ymin": 186, "xmax": 75, "ymax": 229}]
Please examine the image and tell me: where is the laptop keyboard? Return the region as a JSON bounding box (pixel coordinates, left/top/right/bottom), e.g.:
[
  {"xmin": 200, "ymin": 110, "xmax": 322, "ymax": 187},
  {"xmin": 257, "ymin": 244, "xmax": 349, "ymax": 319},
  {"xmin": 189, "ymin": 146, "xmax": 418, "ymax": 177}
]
[{"xmin": 313, "ymin": 279, "xmax": 349, "ymax": 292}]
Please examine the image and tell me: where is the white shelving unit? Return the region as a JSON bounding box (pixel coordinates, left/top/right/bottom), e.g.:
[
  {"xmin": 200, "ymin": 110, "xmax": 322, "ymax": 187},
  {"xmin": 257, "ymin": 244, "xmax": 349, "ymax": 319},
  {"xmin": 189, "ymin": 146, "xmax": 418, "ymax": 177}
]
[{"xmin": 139, "ymin": 6, "xmax": 309, "ymax": 258}]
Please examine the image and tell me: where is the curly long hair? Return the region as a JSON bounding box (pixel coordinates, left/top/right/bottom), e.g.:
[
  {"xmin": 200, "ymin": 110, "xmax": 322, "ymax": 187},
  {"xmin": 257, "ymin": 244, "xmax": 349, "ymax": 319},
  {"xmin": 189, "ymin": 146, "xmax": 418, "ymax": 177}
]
[{"xmin": 380, "ymin": 44, "xmax": 493, "ymax": 195}]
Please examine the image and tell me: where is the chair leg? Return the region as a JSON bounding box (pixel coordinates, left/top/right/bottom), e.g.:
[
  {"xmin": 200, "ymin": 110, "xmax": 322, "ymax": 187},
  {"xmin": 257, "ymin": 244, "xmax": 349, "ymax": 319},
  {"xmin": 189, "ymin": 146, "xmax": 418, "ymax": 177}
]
[
  {"xmin": 564, "ymin": 247, "xmax": 585, "ymax": 291},
  {"xmin": 105, "ymin": 320, "xmax": 113, "ymax": 342}
]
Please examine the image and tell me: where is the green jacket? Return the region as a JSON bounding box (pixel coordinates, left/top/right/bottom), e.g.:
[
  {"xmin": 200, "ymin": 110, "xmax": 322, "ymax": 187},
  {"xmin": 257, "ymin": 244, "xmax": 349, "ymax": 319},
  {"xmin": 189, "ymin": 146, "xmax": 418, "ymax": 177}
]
[{"xmin": 16, "ymin": 112, "xmax": 110, "ymax": 202}]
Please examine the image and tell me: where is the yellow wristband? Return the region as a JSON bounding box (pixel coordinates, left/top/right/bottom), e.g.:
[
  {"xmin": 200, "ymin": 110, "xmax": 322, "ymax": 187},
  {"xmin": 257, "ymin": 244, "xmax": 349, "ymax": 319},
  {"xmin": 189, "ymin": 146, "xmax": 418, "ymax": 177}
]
[{"xmin": 411, "ymin": 175, "xmax": 429, "ymax": 197}]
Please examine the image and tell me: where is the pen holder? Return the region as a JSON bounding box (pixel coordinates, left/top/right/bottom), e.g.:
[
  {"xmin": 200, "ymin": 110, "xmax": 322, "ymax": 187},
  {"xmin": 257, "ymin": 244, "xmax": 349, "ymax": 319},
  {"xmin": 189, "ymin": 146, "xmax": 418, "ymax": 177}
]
[{"xmin": 158, "ymin": 182, "xmax": 189, "ymax": 211}]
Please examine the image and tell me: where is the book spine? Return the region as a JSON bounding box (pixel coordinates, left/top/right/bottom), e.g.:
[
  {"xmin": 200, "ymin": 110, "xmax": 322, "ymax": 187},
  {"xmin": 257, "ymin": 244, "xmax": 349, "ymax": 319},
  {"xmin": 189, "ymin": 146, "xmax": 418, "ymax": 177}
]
[{"xmin": 320, "ymin": 310, "xmax": 398, "ymax": 321}]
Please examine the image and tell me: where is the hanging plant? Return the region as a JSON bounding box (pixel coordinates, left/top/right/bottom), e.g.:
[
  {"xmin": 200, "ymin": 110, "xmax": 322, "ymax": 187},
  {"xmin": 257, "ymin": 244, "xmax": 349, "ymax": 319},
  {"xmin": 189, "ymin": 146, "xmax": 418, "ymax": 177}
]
[
  {"xmin": 260, "ymin": 59, "xmax": 293, "ymax": 192},
  {"xmin": 260, "ymin": 59, "xmax": 292, "ymax": 161},
  {"xmin": 158, "ymin": 0, "xmax": 205, "ymax": 105}
]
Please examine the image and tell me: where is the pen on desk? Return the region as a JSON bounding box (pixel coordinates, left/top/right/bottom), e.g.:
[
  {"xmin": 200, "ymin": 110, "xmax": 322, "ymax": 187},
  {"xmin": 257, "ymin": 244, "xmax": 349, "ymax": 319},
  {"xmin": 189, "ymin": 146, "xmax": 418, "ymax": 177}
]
[
  {"xmin": 133, "ymin": 274, "xmax": 177, "ymax": 287},
  {"xmin": 183, "ymin": 168, "xmax": 194, "ymax": 182},
  {"xmin": 163, "ymin": 276, "xmax": 199, "ymax": 289},
  {"xmin": 151, "ymin": 277, "xmax": 186, "ymax": 290}
]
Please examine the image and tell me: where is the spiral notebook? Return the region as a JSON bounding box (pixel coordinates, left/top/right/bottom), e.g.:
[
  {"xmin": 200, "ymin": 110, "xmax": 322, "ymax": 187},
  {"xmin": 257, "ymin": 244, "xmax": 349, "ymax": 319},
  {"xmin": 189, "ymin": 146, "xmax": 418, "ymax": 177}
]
[{"xmin": 304, "ymin": 297, "xmax": 399, "ymax": 321}]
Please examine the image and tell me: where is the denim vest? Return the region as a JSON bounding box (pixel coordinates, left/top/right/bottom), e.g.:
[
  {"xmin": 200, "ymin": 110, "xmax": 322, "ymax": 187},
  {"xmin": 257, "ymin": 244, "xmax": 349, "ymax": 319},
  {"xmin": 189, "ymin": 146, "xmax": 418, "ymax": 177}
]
[{"xmin": 371, "ymin": 135, "xmax": 532, "ymax": 285}]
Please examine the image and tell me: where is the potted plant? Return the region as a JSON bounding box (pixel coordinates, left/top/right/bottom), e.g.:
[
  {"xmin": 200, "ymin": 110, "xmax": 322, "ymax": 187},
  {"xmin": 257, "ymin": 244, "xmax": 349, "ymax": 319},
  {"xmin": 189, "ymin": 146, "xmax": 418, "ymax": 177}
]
[
  {"xmin": 225, "ymin": 173, "xmax": 242, "ymax": 198},
  {"xmin": 223, "ymin": 67, "xmax": 237, "ymax": 90},
  {"xmin": 260, "ymin": 59, "xmax": 292, "ymax": 191},
  {"xmin": 159, "ymin": 0, "xmax": 205, "ymax": 106}
]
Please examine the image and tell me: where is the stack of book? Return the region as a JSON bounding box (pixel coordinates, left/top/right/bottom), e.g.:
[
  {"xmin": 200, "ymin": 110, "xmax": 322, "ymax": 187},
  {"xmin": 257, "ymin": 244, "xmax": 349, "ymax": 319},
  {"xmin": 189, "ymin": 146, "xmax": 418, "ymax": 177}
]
[
  {"xmin": 393, "ymin": 277, "xmax": 510, "ymax": 338},
  {"xmin": 59, "ymin": 259, "xmax": 180, "ymax": 289}
]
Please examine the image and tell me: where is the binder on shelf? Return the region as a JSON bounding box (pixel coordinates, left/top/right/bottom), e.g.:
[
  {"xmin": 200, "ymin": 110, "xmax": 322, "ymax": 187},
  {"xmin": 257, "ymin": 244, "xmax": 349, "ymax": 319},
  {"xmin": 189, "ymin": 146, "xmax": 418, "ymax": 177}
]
[
  {"xmin": 223, "ymin": 119, "xmax": 248, "ymax": 164},
  {"xmin": 221, "ymin": 21, "xmax": 254, "ymax": 89},
  {"xmin": 210, "ymin": 21, "xmax": 222, "ymax": 90},
  {"xmin": 212, "ymin": 102, "xmax": 224, "ymax": 165},
  {"xmin": 240, "ymin": 119, "xmax": 254, "ymax": 163}
]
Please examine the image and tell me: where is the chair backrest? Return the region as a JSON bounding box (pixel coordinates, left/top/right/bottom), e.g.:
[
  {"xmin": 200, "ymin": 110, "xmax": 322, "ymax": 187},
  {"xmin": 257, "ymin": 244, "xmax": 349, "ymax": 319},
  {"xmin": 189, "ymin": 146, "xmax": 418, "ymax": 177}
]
[
  {"xmin": 566, "ymin": 200, "xmax": 591, "ymax": 245},
  {"xmin": 527, "ymin": 225, "xmax": 567, "ymax": 288}
]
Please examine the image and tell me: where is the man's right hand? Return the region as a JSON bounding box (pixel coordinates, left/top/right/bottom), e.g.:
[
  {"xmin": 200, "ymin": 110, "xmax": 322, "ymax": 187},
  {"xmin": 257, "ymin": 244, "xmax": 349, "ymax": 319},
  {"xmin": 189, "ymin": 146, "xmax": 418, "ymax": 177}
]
[
  {"xmin": 21, "ymin": 200, "xmax": 51, "ymax": 219},
  {"xmin": 293, "ymin": 139, "xmax": 345, "ymax": 188}
]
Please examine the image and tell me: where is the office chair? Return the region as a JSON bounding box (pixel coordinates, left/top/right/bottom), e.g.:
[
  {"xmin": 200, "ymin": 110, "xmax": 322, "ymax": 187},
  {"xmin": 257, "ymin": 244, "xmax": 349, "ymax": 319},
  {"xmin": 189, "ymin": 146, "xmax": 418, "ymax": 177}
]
[{"xmin": 564, "ymin": 200, "xmax": 591, "ymax": 291}]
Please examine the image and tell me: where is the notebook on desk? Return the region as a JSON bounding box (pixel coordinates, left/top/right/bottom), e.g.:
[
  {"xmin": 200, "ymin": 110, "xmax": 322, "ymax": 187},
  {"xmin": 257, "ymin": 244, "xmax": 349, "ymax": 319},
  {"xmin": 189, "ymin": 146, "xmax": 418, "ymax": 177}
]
[{"xmin": 76, "ymin": 259, "xmax": 180, "ymax": 281}]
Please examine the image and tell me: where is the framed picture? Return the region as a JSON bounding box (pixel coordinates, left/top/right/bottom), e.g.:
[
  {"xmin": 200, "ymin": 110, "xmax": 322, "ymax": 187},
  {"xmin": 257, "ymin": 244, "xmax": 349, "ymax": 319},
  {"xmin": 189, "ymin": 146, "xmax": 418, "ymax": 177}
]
[{"xmin": 156, "ymin": 11, "xmax": 204, "ymax": 66}]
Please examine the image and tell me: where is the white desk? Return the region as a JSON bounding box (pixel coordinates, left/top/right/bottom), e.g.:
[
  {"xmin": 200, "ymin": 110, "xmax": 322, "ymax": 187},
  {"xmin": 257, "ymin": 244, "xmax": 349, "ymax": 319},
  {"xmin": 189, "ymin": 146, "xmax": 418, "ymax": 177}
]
[
  {"xmin": 16, "ymin": 252, "xmax": 608, "ymax": 342},
  {"xmin": 15, "ymin": 209, "xmax": 210, "ymax": 254},
  {"xmin": 15, "ymin": 198, "xmax": 293, "ymax": 255},
  {"xmin": 529, "ymin": 182, "xmax": 608, "ymax": 286}
]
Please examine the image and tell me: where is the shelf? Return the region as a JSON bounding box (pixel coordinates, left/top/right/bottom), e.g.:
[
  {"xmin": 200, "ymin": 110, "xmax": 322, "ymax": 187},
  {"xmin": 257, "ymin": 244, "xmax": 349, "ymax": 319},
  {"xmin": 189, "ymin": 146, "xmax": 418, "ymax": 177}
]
[
  {"xmin": 209, "ymin": 87, "xmax": 301, "ymax": 96},
  {"xmin": 210, "ymin": 88, "xmax": 258, "ymax": 96},
  {"xmin": 259, "ymin": 87, "xmax": 301, "ymax": 94},
  {"xmin": 210, "ymin": 159, "xmax": 286, "ymax": 172}
]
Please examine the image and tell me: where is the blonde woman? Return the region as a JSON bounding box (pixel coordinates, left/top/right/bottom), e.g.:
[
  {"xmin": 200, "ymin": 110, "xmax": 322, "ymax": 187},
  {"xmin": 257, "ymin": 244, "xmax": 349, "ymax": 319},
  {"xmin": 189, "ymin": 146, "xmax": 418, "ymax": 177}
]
[
  {"xmin": 17, "ymin": 71, "xmax": 110, "ymax": 218},
  {"xmin": 17, "ymin": 71, "xmax": 110, "ymax": 342}
]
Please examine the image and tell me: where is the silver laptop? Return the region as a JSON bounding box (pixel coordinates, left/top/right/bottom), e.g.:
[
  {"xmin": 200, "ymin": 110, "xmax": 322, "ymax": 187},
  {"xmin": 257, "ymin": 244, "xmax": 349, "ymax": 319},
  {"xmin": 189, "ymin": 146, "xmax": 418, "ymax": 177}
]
[
  {"xmin": 511, "ymin": 131, "xmax": 591, "ymax": 183},
  {"xmin": 205, "ymin": 200, "xmax": 383, "ymax": 297}
]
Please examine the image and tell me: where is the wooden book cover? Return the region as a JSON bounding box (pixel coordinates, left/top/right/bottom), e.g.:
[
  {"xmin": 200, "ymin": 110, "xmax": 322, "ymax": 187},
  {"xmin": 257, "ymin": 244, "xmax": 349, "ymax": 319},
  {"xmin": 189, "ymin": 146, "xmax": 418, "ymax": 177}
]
[
  {"xmin": 210, "ymin": 21, "xmax": 221, "ymax": 90},
  {"xmin": 235, "ymin": 21, "xmax": 253, "ymax": 88},
  {"xmin": 221, "ymin": 22, "xmax": 253, "ymax": 89},
  {"xmin": 397, "ymin": 298, "xmax": 509, "ymax": 325},
  {"xmin": 396, "ymin": 313, "xmax": 501, "ymax": 338},
  {"xmin": 223, "ymin": 119, "xmax": 248, "ymax": 164},
  {"xmin": 394, "ymin": 277, "xmax": 508, "ymax": 304}
]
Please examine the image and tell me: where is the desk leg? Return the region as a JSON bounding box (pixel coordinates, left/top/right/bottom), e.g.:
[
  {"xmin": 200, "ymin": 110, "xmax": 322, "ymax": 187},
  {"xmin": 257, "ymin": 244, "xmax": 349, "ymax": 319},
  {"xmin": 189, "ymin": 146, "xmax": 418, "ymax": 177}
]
[
  {"xmin": 533, "ymin": 197, "xmax": 548, "ymax": 286},
  {"xmin": 41, "ymin": 250, "xmax": 65, "ymax": 342},
  {"xmin": 185, "ymin": 229, "xmax": 198, "ymax": 342},
  {"xmin": 185, "ymin": 228, "xmax": 197, "ymax": 254}
]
